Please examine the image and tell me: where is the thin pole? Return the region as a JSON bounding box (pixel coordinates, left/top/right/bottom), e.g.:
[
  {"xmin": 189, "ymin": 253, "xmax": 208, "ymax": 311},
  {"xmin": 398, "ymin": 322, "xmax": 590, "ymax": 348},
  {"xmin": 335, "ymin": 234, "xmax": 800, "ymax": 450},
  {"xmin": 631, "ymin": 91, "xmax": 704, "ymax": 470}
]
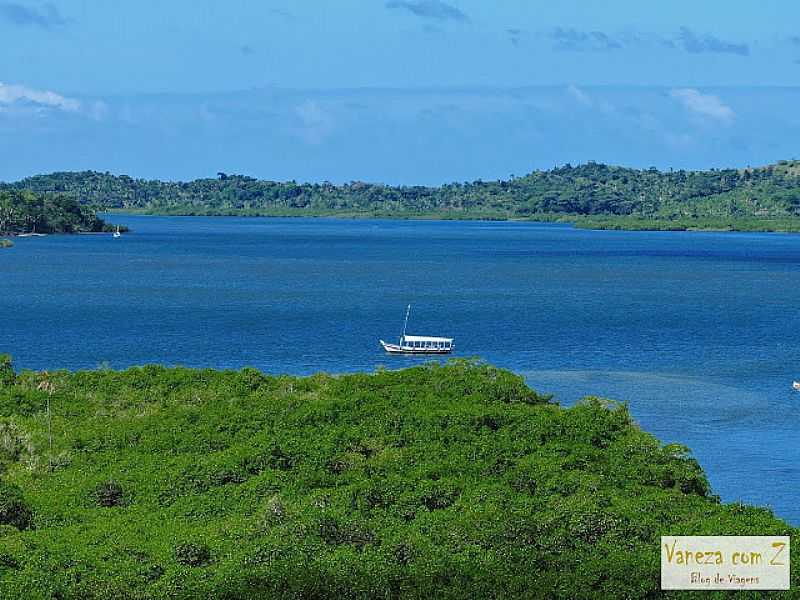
[
  {"xmin": 47, "ymin": 395, "xmax": 52, "ymax": 471},
  {"xmin": 401, "ymin": 304, "xmax": 411, "ymax": 344}
]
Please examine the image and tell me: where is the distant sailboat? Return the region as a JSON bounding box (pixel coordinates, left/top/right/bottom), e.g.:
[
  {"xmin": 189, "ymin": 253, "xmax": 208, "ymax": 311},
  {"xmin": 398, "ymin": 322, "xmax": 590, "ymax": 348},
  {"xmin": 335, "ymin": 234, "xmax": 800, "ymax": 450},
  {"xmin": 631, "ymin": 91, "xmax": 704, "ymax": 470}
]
[
  {"xmin": 113, "ymin": 225, "xmax": 121, "ymax": 238},
  {"xmin": 18, "ymin": 224, "xmax": 45, "ymax": 238},
  {"xmin": 793, "ymin": 381, "xmax": 800, "ymax": 392},
  {"xmin": 380, "ymin": 304, "xmax": 454, "ymax": 354}
]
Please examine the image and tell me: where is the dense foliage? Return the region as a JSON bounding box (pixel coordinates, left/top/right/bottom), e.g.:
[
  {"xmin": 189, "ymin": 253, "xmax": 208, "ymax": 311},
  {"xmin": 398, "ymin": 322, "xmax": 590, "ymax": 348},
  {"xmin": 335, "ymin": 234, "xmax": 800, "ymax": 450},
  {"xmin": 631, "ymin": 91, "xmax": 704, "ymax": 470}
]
[
  {"xmin": 0, "ymin": 359, "xmax": 796, "ymax": 598},
  {"xmin": 0, "ymin": 189, "xmax": 113, "ymax": 235},
  {"xmin": 10, "ymin": 161, "xmax": 800, "ymax": 230}
]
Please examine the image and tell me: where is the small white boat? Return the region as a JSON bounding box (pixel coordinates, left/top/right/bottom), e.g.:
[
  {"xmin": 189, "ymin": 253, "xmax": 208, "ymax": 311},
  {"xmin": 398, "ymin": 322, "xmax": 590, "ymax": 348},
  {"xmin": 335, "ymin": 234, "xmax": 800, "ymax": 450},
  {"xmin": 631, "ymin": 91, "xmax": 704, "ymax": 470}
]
[
  {"xmin": 380, "ymin": 305, "xmax": 454, "ymax": 355},
  {"xmin": 18, "ymin": 225, "xmax": 46, "ymax": 237},
  {"xmin": 793, "ymin": 381, "xmax": 800, "ymax": 391},
  {"xmin": 112, "ymin": 225, "xmax": 121, "ymax": 238}
]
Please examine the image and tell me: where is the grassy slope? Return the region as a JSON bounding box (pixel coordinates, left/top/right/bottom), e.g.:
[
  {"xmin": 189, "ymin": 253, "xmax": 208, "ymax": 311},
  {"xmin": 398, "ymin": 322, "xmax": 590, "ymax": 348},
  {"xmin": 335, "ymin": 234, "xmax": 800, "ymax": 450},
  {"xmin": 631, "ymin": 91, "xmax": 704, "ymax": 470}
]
[{"xmin": 0, "ymin": 361, "xmax": 797, "ymax": 599}]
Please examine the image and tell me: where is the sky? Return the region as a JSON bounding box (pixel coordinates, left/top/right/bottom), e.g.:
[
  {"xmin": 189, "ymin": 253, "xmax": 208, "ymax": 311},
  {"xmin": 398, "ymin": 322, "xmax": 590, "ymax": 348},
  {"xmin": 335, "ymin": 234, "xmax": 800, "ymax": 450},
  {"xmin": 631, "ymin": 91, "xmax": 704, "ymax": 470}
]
[{"xmin": 1, "ymin": 0, "xmax": 800, "ymax": 183}]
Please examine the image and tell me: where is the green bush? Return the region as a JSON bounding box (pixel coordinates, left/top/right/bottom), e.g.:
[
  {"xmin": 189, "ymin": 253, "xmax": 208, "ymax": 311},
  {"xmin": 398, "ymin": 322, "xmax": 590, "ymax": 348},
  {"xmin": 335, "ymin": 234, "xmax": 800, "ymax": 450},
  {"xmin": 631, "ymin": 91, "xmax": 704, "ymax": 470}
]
[
  {"xmin": 174, "ymin": 541, "xmax": 212, "ymax": 567},
  {"xmin": 92, "ymin": 480, "xmax": 125, "ymax": 507},
  {"xmin": 0, "ymin": 481, "xmax": 32, "ymax": 530},
  {"xmin": 0, "ymin": 355, "xmax": 13, "ymax": 387}
]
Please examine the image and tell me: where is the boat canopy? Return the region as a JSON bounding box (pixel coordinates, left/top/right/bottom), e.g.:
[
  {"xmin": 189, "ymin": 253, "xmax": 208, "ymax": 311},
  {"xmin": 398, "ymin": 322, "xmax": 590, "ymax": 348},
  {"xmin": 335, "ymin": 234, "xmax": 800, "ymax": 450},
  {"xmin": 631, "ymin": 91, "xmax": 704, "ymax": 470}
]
[
  {"xmin": 381, "ymin": 306, "xmax": 454, "ymax": 354},
  {"xmin": 402, "ymin": 335, "xmax": 453, "ymax": 343}
]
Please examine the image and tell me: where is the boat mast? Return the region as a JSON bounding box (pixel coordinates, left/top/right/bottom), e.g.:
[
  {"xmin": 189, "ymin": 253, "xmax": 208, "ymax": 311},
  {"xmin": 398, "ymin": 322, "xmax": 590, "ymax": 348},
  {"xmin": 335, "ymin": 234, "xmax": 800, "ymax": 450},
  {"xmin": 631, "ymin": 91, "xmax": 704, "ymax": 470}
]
[{"xmin": 400, "ymin": 304, "xmax": 411, "ymax": 345}]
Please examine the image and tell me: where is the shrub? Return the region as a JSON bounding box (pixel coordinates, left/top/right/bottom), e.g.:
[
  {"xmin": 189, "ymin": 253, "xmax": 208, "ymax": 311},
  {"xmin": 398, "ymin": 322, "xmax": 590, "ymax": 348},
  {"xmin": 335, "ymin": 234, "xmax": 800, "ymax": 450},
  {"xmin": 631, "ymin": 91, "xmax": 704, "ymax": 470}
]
[
  {"xmin": 318, "ymin": 517, "xmax": 377, "ymax": 550},
  {"xmin": 0, "ymin": 355, "xmax": 13, "ymax": 387},
  {"xmin": 140, "ymin": 563, "xmax": 164, "ymax": 582},
  {"xmin": 175, "ymin": 542, "xmax": 212, "ymax": 567},
  {"xmin": 0, "ymin": 420, "xmax": 34, "ymax": 464},
  {"xmin": 394, "ymin": 543, "xmax": 414, "ymax": 566},
  {"xmin": 92, "ymin": 480, "xmax": 125, "ymax": 507},
  {"xmin": 0, "ymin": 552, "xmax": 19, "ymax": 570},
  {"xmin": 419, "ymin": 483, "xmax": 460, "ymax": 511},
  {"xmin": 510, "ymin": 473, "xmax": 538, "ymax": 496},
  {"xmin": 258, "ymin": 495, "xmax": 286, "ymax": 529},
  {"xmin": 267, "ymin": 445, "xmax": 296, "ymax": 471},
  {"xmin": 239, "ymin": 367, "xmax": 268, "ymax": 391},
  {"xmin": 0, "ymin": 481, "xmax": 33, "ymax": 530},
  {"xmin": 471, "ymin": 363, "xmax": 552, "ymax": 405}
]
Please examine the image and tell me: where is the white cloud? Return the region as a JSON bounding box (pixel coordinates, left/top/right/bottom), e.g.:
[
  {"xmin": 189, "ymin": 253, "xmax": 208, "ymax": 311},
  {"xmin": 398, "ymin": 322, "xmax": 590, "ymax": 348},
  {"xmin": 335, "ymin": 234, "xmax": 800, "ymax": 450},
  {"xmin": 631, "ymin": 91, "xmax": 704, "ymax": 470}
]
[
  {"xmin": 0, "ymin": 81, "xmax": 80, "ymax": 112},
  {"xmin": 669, "ymin": 88, "xmax": 734, "ymax": 122}
]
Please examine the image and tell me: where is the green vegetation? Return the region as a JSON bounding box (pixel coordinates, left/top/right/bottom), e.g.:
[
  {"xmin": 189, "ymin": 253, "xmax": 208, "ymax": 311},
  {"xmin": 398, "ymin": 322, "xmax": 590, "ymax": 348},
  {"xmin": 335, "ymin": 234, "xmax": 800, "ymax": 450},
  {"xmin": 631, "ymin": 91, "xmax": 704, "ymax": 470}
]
[
  {"xmin": 10, "ymin": 160, "xmax": 800, "ymax": 231},
  {"xmin": 0, "ymin": 240, "xmax": 12, "ymax": 249},
  {"xmin": 0, "ymin": 358, "xmax": 796, "ymax": 598},
  {"xmin": 569, "ymin": 215, "xmax": 800, "ymax": 232},
  {"xmin": 0, "ymin": 189, "xmax": 118, "ymax": 235}
]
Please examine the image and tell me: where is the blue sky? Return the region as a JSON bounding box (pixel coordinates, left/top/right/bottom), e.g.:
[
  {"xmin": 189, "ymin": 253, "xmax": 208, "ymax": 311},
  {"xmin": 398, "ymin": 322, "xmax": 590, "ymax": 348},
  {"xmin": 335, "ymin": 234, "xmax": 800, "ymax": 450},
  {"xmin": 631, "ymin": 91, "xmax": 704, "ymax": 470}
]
[{"xmin": 1, "ymin": 1, "xmax": 800, "ymax": 183}]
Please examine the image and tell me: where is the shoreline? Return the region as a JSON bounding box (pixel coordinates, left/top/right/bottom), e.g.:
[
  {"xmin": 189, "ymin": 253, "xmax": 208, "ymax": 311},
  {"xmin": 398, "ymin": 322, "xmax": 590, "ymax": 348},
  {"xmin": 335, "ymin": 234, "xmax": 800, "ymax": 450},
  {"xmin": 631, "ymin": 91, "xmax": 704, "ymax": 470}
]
[
  {"xmin": 103, "ymin": 209, "xmax": 800, "ymax": 233},
  {"xmin": 0, "ymin": 229, "xmax": 124, "ymax": 237}
]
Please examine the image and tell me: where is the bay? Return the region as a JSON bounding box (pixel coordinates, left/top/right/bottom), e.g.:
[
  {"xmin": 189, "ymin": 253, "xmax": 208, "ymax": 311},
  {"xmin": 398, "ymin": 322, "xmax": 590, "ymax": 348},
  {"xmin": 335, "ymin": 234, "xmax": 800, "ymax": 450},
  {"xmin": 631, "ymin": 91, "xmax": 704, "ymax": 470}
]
[{"xmin": 2, "ymin": 215, "xmax": 799, "ymax": 523}]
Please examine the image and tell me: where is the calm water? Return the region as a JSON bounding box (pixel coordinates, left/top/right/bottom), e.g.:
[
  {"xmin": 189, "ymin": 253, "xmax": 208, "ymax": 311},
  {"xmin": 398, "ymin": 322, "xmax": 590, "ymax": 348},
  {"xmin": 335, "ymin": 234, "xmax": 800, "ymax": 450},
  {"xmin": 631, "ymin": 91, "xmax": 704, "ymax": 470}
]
[{"xmin": 3, "ymin": 216, "xmax": 800, "ymax": 524}]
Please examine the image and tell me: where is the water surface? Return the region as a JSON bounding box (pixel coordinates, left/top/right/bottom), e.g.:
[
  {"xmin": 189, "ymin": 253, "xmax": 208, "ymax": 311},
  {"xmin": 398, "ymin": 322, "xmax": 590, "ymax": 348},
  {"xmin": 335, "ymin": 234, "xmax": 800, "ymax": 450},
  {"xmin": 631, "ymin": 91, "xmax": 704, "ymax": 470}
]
[{"xmin": 3, "ymin": 216, "xmax": 799, "ymax": 523}]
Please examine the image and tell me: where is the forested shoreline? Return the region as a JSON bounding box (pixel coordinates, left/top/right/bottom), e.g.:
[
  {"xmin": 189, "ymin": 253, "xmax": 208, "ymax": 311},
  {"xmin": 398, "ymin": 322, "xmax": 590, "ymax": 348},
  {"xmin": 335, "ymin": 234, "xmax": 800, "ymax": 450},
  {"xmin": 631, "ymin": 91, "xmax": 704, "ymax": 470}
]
[
  {"xmin": 8, "ymin": 160, "xmax": 800, "ymax": 231},
  {"xmin": 0, "ymin": 358, "xmax": 796, "ymax": 598},
  {"xmin": 7, "ymin": 160, "xmax": 800, "ymax": 232},
  {"xmin": 0, "ymin": 190, "xmax": 115, "ymax": 236}
]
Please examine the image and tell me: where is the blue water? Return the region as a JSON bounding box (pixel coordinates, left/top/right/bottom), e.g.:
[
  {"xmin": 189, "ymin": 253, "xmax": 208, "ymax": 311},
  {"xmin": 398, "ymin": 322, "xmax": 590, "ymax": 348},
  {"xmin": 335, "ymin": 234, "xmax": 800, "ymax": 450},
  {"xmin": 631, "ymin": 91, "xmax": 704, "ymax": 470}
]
[{"xmin": 2, "ymin": 216, "xmax": 799, "ymax": 524}]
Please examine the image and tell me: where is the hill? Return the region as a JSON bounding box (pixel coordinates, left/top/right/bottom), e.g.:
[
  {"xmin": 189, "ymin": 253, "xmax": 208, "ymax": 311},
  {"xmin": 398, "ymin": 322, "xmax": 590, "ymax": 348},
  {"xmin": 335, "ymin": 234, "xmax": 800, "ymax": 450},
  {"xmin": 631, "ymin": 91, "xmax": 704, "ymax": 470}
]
[
  {"xmin": 0, "ymin": 358, "xmax": 796, "ymax": 598},
  {"xmin": 8, "ymin": 161, "xmax": 800, "ymax": 230}
]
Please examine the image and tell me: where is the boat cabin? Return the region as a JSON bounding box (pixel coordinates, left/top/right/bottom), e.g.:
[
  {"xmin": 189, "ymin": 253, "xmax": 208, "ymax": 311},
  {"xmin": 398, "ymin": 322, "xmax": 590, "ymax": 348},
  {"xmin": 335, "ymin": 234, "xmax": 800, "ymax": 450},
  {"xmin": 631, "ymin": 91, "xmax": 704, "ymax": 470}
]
[
  {"xmin": 380, "ymin": 334, "xmax": 454, "ymax": 354},
  {"xmin": 399, "ymin": 335, "xmax": 453, "ymax": 352}
]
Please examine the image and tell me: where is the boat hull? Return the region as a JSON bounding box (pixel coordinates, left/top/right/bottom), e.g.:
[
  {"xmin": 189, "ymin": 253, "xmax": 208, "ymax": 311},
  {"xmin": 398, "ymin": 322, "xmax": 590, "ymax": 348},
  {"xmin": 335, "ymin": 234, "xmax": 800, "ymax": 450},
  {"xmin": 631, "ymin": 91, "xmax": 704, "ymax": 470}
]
[{"xmin": 380, "ymin": 340, "xmax": 453, "ymax": 354}]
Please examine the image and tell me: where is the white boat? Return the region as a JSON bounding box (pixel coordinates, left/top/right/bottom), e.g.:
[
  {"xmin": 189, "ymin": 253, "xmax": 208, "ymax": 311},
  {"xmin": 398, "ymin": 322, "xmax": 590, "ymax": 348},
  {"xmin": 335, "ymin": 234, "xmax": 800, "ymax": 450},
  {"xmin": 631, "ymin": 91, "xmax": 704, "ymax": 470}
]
[
  {"xmin": 793, "ymin": 381, "xmax": 800, "ymax": 391},
  {"xmin": 380, "ymin": 305, "xmax": 454, "ymax": 355},
  {"xmin": 18, "ymin": 225, "xmax": 46, "ymax": 237},
  {"xmin": 113, "ymin": 225, "xmax": 121, "ymax": 238}
]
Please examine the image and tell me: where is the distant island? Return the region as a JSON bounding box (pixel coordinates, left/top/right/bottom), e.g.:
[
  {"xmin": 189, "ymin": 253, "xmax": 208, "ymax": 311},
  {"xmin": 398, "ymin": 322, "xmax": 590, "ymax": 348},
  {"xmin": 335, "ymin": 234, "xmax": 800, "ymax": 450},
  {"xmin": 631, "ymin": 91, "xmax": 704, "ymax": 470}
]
[
  {"xmin": 0, "ymin": 189, "xmax": 119, "ymax": 236},
  {"xmin": 6, "ymin": 160, "xmax": 800, "ymax": 232},
  {"xmin": 0, "ymin": 358, "xmax": 796, "ymax": 597}
]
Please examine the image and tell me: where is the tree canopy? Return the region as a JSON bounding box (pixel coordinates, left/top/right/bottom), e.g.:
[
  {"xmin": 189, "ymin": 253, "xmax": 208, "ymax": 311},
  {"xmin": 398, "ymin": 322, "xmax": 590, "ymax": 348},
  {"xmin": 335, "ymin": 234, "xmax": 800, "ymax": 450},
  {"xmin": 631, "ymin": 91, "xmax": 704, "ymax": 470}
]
[{"xmin": 0, "ymin": 189, "xmax": 111, "ymax": 235}]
